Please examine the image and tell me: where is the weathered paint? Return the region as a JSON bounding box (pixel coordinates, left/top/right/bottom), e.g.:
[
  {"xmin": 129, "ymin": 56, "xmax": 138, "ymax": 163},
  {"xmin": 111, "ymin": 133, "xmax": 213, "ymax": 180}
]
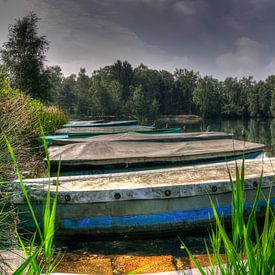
[
  {"xmin": 14, "ymin": 158, "xmax": 275, "ymax": 237},
  {"xmin": 18, "ymin": 195, "xmax": 275, "ymax": 237},
  {"xmin": 14, "ymin": 176, "xmax": 273, "ymax": 204},
  {"xmin": 61, "ymin": 198, "xmax": 275, "ymax": 230}
]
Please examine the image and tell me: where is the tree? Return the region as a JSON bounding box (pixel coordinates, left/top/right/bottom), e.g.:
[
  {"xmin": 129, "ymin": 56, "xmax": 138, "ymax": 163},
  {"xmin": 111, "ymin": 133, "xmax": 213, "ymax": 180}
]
[
  {"xmin": 158, "ymin": 70, "xmax": 175, "ymax": 114},
  {"xmin": 107, "ymin": 80, "xmax": 124, "ymax": 116},
  {"xmin": 193, "ymin": 76, "xmax": 222, "ymax": 119},
  {"xmin": 130, "ymin": 86, "xmax": 148, "ymax": 121},
  {"xmin": 92, "ymin": 66, "xmax": 112, "ymax": 82},
  {"xmin": 47, "ymin": 65, "xmax": 64, "ymax": 105},
  {"xmin": 89, "ymin": 80, "xmax": 112, "ymax": 116},
  {"xmin": 248, "ymin": 83, "xmax": 259, "ymax": 118},
  {"xmin": 239, "ymin": 76, "xmax": 254, "ymax": 117},
  {"xmin": 133, "ymin": 66, "xmax": 163, "ymax": 105},
  {"xmin": 57, "ymin": 75, "xmax": 77, "ymax": 113},
  {"xmin": 174, "ymin": 69, "xmax": 198, "ymax": 114},
  {"xmin": 270, "ymin": 91, "xmax": 275, "ymax": 117},
  {"xmin": 265, "ymin": 75, "xmax": 275, "ymax": 117},
  {"xmin": 251, "ymin": 81, "xmax": 271, "ymax": 118},
  {"xmin": 0, "ymin": 64, "xmax": 8, "ymax": 86},
  {"xmin": 149, "ymin": 98, "xmax": 160, "ymax": 120},
  {"xmin": 1, "ymin": 12, "xmax": 51, "ymax": 101},
  {"xmin": 75, "ymin": 68, "xmax": 91, "ymax": 115},
  {"xmin": 110, "ymin": 60, "xmax": 133, "ymax": 100}
]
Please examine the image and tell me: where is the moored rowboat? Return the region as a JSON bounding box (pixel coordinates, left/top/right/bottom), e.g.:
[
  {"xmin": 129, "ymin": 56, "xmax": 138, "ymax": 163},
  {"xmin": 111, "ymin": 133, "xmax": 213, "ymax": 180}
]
[
  {"xmin": 13, "ymin": 158, "xmax": 275, "ymax": 238},
  {"xmin": 49, "ymin": 139, "xmax": 265, "ymax": 171},
  {"xmin": 56, "ymin": 125, "xmax": 155, "ymax": 135},
  {"xmin": 42, "ymin": 128, "xmax": 182, "ymax": 145},
  {"xmin": 51, "ymin": 131, "xmax": 233, "ymax": 146}
]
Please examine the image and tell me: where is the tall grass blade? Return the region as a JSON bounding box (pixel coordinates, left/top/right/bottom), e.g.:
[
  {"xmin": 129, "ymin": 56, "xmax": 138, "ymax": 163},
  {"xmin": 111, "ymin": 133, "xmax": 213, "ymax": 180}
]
[
  {"xmin": 40, "ymin": 125, "xmax": 51, "ymax": 179},
  {"xmin": 179, "ymin": 237, "xmax": 207, "ymax": 275},
  {"xmin": 13, "ymin": 244, "xmax": 42, "ymax": 275},
  {"xmin": 4, "ymin": 127, "xmax": 62, "ymax": 273},
  {"xmin": 15, "ymin": 231, "xmax": 41, "ymax": 274},
  {"xmin": 3, "ymin": 133, "xmax": 43, "ymax": 240},
  {"xmin": 186, "ymin": 159, "xmax": 275, "ymax": 274}
]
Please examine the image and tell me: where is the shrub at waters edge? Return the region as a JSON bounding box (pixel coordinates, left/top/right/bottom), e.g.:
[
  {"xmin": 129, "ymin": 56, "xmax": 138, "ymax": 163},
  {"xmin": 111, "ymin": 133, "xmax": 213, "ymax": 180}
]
[
  {"xmin": 0, "ymin": 78, "xmax": 68, "ymax": 179},
  {"xmin": 182, "ymin": 159, "xmax": 275, "ymax": 274},
  {"xmin": 3, "ymin": 132, "xmax": 63, "ymax": 274},
  {"xmin": 0, "ymin": 78, "xmax": 66, "ymax": 272}
]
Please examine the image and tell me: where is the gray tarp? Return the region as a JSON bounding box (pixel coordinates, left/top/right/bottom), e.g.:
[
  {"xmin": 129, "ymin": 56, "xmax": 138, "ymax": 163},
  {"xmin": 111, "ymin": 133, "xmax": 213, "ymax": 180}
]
[
  {"xmin": 56, "ymin": 125, "xmax": 154, "ymax": 134},
  {"xmin": 52, "ymin": 131, "xmax": 233, "ymax": 146},
  {"xmin": 49, "ymin": 139, "xmax": 265, "ymax": 167}
]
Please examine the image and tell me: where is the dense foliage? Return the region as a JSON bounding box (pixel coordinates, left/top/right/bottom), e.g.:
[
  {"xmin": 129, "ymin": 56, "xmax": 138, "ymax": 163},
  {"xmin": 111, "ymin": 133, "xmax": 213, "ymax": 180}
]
[
  {"xmin": 0, "ymin": 12, "xmax": 51, "ymax": 102},
  {"xmin": 48, "ymin": 61, "xmax": 275, "ymax": 120}
]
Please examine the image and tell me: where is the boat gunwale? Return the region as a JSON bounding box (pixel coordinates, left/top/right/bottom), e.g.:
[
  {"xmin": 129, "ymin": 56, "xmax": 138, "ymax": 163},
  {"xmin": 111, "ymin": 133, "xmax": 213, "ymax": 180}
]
[{"xmin": 13, "ymin": 170, "xmax": 274, "ymax": 204}]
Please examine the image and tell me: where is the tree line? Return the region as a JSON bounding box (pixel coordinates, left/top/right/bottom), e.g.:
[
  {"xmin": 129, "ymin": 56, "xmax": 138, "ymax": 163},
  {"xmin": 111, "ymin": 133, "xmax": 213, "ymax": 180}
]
[
  {"xmin": 42, "ymin": 63, "xmax": 275, "ymax": 121},
  {"xmin": 1, "ymin": 13, "xmax": 275, "ymax": 121}
]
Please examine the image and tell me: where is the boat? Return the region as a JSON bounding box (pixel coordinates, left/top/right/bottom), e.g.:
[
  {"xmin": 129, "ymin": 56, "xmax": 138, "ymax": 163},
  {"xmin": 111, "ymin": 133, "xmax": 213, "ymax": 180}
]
[
  {"xmin": 55, "ymin": 125, "xmax": 155, "ymax": 135},
  {"xmin": 42, "ymin": 128, "xmax": 182, "ymax": 146},
  {"xmin": 67, "ymin": 120, "xmax": 104, "ymax": 125},
  {"xmin": 51, "ymin": 132, "xmax": 233, "ymax": 146},
  {"xmin": 64, "ymin": 120, "xmax": 139, "ymax": 128},
  {"xmin": 49, "ymin": 139, "xmax": 265, "ymax": 171},
  {"xmin": 13, "ymin": 158, "xmax": 275, "ymax": 238}
]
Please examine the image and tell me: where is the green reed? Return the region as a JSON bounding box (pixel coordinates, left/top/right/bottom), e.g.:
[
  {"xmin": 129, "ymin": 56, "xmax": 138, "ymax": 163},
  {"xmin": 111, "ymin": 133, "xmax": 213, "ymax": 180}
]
[
  {"xmin": 4, "ymin": 129, "xmax": 62, "ymax": 274},
  {"xmin": 182, "ymin": 159, "xmax": 275, "ymax": 274},
  {"xmin": 0, "ymin": 180, "xmax": 17, "ymax": 273}
]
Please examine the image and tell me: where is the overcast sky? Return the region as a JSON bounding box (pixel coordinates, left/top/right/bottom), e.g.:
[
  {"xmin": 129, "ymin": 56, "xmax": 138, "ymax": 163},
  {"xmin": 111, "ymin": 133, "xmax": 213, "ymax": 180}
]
[{"xmin": 1, "ymin": 0, "xmax": 275, "ymax": 79}]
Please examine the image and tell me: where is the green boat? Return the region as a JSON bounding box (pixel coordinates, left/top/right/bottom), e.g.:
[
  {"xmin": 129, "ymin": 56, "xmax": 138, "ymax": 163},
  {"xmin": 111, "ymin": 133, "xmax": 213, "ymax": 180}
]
[{"xmin": 42, "ymin": 128, "xmax": 182, "ymax": 145}]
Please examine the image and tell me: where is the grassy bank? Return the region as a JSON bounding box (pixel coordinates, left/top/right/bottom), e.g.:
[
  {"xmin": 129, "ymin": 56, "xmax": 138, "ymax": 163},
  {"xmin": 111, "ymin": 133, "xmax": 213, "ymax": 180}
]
[
  {"xmin": 0, "ymin": 135, "xmax": 62, "ymax": 274},
  {"xmin": 0, "ymin": 78, "xmax": 67, "ymax": 180},
  {"xmin": 0, "ymin": 78, "xmax": 67, "ymax": 272}
]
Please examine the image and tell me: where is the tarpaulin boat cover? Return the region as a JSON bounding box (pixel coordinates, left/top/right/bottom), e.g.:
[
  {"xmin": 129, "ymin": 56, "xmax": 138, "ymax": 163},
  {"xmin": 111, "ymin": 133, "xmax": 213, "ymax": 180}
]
[
  {"xmin": 52, "ymin": 131, "xmax": 233, "ymax": 146},
  {"xmin": 56, "ymin": 125, "xmax": 154, "ymax": 134},
  {"xmin": 49, "ymin": 139, "xmax": 265, "ymax": 166}
]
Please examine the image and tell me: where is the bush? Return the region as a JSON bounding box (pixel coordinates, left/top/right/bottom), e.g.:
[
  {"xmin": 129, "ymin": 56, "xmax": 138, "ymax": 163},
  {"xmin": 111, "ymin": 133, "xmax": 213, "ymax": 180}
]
[
  {"xmin": 40, "ymin": 106, "xmax": 68, "ymax": 134},
  {"xmin": 0, "ymin": 79, "xmax": 67, "ymax": 179}
]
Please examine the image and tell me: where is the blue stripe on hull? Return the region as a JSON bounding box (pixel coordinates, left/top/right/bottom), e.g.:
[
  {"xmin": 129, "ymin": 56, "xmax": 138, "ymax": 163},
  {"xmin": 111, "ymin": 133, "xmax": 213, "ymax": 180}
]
[{"xmin": 62, "ymin": 198, "xmax": 275, "ymax": 230}]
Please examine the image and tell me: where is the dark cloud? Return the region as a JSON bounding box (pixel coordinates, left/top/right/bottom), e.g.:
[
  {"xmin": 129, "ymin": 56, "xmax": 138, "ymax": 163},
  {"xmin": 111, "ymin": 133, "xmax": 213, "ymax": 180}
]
[{"xmin": 1, "ymin": 0, "xmax": 275, "ymax": 79}]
